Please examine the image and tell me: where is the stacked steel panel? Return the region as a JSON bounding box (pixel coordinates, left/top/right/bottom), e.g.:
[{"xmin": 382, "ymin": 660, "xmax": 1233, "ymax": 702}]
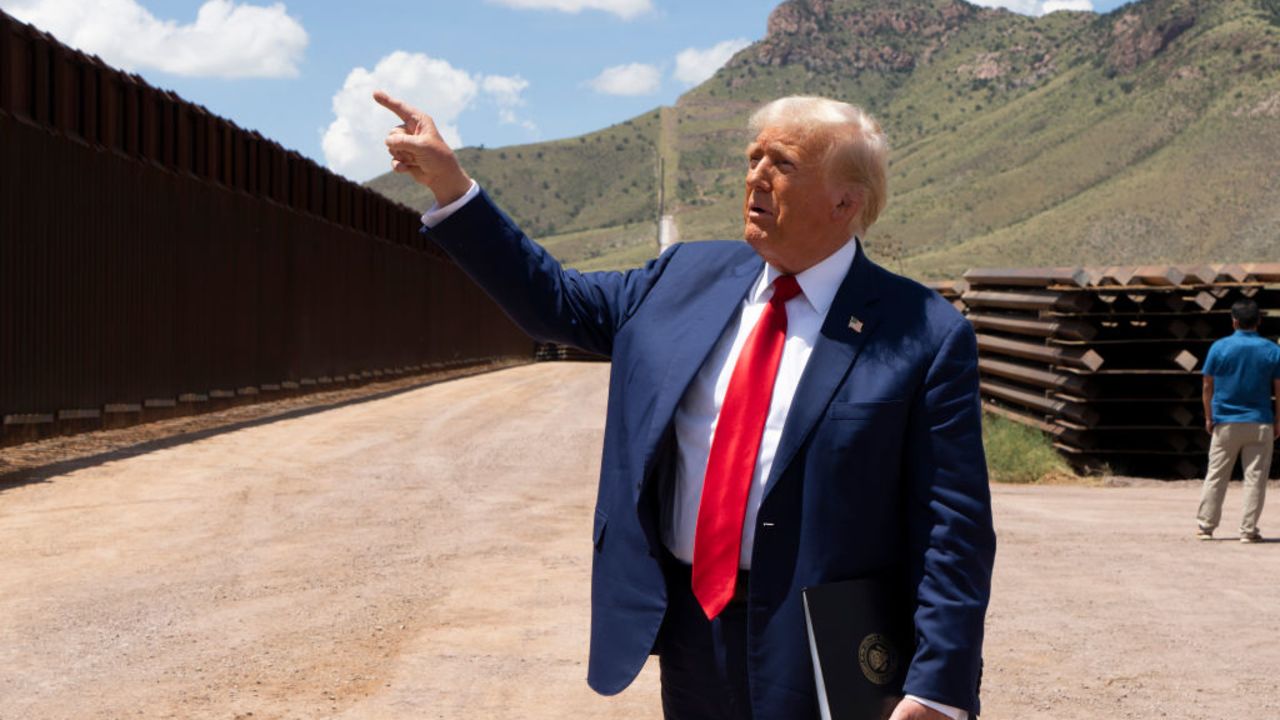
[
  {"xmin": 0, "ymin": 11, "xmax": 534, "ymax": 445},
  {"xmin": 963, "ymin": 264, "xmax": 1280, "ymax": 478},
  {"xmin": 924, "ymin": 280, "xmax": 968, "ymax": 315}
]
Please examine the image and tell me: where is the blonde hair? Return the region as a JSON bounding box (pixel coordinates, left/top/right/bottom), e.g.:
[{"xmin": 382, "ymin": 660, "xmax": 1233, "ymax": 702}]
[{"xmin": 747, "ymin": 96, "xmax": 890, "ymax": 233}]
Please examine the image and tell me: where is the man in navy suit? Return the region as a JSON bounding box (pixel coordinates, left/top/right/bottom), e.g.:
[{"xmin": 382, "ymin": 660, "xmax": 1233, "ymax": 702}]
[{"xmin": 376, "ymin": 90, "xmax": 995, "ymax": 720}]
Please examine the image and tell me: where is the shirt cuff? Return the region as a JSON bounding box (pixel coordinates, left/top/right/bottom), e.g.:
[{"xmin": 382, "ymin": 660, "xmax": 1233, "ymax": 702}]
[
  {"xmin": 421, "ymin": 179, "xmax": 480, "ymax": 228},
  {"xmin": 904, "ymin": 695, "xmax": 967, "ymax": 720}
]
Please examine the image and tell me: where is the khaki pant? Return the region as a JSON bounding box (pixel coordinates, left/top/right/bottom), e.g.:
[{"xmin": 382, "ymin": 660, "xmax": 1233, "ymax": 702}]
[{"xmin": 1197, "ymin": 422, "xmax": 1275, "ymax": 537}]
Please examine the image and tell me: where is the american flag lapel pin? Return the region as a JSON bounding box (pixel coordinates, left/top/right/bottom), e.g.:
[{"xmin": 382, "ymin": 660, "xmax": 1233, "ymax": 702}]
[{"xmin": 848, "ymin": 315, "xmax": 864, "ymax": 333}]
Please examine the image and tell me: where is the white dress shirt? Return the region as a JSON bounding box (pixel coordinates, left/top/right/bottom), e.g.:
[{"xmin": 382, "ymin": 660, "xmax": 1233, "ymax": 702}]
[
  {"xmin": 663, "ymin": 237, "xmax": 858, "ymax": 569},
  {"xmin": 422, "ymin": 182, "xmax": 965, "ymax": 720}
]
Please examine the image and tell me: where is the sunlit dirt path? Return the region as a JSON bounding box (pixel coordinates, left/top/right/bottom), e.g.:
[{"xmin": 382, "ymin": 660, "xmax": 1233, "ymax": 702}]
[{"xmin": 3, "ymin": 362, "xmax": 1278, "ymax": 719}]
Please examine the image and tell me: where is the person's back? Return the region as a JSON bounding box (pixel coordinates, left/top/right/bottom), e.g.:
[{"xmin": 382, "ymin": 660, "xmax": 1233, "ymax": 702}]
[
  {"xmin": 1197, "ymin": 299, "xmax": 1280, "ymax": 543},
  {"xmin": 1205, "ymin": 330, "xmax": 1280, "ymax": 424}
]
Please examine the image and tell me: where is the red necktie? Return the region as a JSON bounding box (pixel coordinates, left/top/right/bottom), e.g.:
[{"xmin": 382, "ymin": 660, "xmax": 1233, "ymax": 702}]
[{"xmin": 692, "ymin": 274, "xmax": 802, "ymax": 619}]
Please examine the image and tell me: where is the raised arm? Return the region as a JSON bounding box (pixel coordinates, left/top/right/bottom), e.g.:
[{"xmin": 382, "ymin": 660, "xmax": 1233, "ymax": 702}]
[{"xmin": 373, "ymin": 91, "xmax": 673, "ymax": 356}]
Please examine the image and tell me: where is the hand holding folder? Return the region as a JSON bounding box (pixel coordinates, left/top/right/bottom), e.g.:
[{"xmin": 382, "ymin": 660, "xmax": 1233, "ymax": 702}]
[{"xmin": 802, "ymin": 575, "xmax": 915, "ymax": 720}]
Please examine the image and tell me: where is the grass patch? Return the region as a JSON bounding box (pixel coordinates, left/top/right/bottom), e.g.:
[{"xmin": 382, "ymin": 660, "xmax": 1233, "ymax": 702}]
[
  {"xmin": 982, "ymin": 411, "xmax": 1074, "ymax": 484},
  {"xmin": 571, "ymin": 240, "xmax": 662, "ymax": 272},
  {"xmin": 539, "ymin": 221, "xmax": 657, "ymax": 269}
]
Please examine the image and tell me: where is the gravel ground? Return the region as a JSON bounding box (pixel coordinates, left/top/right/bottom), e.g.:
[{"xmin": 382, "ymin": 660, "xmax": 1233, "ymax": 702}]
[{"xmin": 2, "ymin": 362, "xmax": 1278, "ymax": 719}]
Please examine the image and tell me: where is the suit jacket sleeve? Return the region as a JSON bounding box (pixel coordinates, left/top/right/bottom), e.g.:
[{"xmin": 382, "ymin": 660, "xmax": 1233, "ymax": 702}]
[
  {"xmin": 901, "ymin": 316, "xmax": 996, "ymax": 714},
  {"xmin": 421, "ymin": 189, "xmax": 676, "ymax": 357}
]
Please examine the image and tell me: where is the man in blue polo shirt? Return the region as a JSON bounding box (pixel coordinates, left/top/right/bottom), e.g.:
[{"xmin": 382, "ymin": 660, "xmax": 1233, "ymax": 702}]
[{"xmin": 1197, "ymin": 299, "xmax": 1280, "ymax": 543}]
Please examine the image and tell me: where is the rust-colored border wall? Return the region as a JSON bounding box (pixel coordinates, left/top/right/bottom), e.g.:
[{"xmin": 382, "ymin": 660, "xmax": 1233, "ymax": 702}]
[{"xmin": 0, "ymin": 12, "xmax": 534, "ymax": 438}]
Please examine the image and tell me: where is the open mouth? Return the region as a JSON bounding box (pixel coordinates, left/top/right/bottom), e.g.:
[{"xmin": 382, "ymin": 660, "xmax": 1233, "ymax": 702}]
[{"xmin": 749, "ymin": 205, "xmax": 773, "ymax": 217}]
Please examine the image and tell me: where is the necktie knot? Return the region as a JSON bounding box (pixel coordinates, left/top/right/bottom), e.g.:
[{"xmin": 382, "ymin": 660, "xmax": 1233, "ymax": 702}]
[{"xmin": 771, "ymin": 275, "xmax": 801, "ymax": 305}]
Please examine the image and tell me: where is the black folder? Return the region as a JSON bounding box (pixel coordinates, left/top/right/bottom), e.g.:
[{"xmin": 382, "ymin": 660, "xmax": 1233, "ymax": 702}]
[{"xmin": 802, "ymin": 576, "xmax": 915, "ymax": 720}]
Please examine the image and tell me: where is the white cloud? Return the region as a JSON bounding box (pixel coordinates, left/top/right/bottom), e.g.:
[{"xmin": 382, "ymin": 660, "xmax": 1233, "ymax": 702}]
[
  {"xmin": 1042, "ymin": 0, "xmax": 1094, "ymax": 12},
  {"xmin": 482, "ymin": 75, "xmax": 529, "ymax": 107},
  {"xmin": 674, "ymin": 38, "xmax": 752, "ymax": 86},
  {"xmin": 969, "ymin": 0, "xmax": 1094, "ymax": 14},
  {"xmin": 589, "ymin": 63, "xmax": 661, "ymax": 96},
  {"xmin": 1, "ymin": 0, "xmax": 307, "ymax": 78},
  {"xmin": 322, "ymin": 55, "xmax": 538, "ymax": 180},
  {"xmin": 487, "ymin": 0, "xmax": 652, "ymax": 20},
  {"xmin": 482, "ymin": 74, "xmax": 539, "ymax": 133},
  {"xmin": 323, "ymin": 51, "xmax": 478, "ymax": 181}
]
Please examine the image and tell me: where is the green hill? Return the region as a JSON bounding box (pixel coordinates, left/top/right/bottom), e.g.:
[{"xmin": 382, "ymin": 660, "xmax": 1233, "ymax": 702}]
[
  {"xmin": 368, "ymin": 0, "xmax": 1280, "ymax": 278},
  {"xmin": 366, "ymin": 111, "xmax": 665, "ymax": 270}
]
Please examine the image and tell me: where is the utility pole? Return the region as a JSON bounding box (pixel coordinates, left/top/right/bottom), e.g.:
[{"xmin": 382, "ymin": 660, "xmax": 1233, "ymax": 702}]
[{"xmin": 656, "ymin": 155, "xmax": 665, "ymax": 251}]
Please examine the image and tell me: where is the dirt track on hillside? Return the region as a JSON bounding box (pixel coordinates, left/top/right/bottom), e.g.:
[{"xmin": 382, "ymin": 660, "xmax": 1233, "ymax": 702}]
[{"xmin": 2, "ymin": 363, "xmax": 1278, "ymax": 719}]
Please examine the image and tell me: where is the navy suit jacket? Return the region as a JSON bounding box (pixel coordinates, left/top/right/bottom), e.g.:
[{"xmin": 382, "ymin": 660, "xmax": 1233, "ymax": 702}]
[{"xmin": 424, "ymin": 190, "xmax": 996, "ymax": 718}]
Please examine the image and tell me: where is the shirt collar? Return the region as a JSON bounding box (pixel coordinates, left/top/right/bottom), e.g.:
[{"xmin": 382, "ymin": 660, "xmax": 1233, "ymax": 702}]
[{"xmin": 751, "ymin": 235, "xmax": 860, "ymax": 316}]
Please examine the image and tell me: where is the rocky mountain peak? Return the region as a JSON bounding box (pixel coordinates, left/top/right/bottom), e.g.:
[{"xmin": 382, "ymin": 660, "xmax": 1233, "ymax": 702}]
[
  {"xmin": 752, "ymin": 0, "xmax": 987, "ymax": 74},
  {"xmin": 1104, "ymin": 0, "xmax": 1200, "ymax": 73}
]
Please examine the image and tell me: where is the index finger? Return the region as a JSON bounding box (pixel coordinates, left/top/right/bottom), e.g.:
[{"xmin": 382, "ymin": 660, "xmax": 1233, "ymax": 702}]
[{"xmin": 374, "ymin": 90, "xmax": 418, "ymax": 123}]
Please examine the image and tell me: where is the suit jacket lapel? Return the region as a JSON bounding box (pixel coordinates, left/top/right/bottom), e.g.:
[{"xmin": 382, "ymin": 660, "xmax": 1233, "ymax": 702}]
[
  {"xmin": 763, "ymin": 242, "xmax": 882, "ymax": 498},
  {"xmin": 638, "ymin": 252, "xmax": 762, "ymax": 490}
]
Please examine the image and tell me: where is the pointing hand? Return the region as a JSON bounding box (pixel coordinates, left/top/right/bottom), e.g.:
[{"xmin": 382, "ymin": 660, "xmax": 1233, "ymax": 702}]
[{"xmin": 374, "ymin": 90, "xmax": 472, "ymax": 205}]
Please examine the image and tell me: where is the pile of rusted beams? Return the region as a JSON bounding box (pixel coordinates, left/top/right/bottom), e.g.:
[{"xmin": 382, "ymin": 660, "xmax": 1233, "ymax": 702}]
[
  {"xmin": 960, "ymin": 264, "xmax": 1280, "ymax": 478},
  {"xmin": 925, "ymin": 280, "xmax": 967, "ymax": 315}
]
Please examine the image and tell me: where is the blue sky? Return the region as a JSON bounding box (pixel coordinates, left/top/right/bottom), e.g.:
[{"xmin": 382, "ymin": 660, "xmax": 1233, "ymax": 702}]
[{"xmin": 2, "ymin": 0, "xmax": 1136, "ymax": 181}]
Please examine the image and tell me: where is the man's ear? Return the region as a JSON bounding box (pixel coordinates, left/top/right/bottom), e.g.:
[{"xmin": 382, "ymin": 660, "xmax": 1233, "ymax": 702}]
[{"xmin": 832, "ymin": 186, "xmax": 862, "ymax": 224}]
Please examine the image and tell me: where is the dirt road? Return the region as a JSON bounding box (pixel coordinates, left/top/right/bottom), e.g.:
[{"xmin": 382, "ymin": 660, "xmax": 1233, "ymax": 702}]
[{"xmin": 2, "ymin": 363, "xmax": 1278, "ymax": 719}]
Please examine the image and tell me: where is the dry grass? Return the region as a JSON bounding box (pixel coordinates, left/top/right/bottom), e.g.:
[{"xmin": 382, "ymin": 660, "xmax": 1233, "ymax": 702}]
[{"xmin": 982, "ymin": 411, "xmax": 1079, "ymax": 485}]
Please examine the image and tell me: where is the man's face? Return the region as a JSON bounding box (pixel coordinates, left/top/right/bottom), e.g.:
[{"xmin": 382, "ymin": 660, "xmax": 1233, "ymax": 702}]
[{"xmin": 742, "ymin": 124, "xmax": 851, "ymax": 274}]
